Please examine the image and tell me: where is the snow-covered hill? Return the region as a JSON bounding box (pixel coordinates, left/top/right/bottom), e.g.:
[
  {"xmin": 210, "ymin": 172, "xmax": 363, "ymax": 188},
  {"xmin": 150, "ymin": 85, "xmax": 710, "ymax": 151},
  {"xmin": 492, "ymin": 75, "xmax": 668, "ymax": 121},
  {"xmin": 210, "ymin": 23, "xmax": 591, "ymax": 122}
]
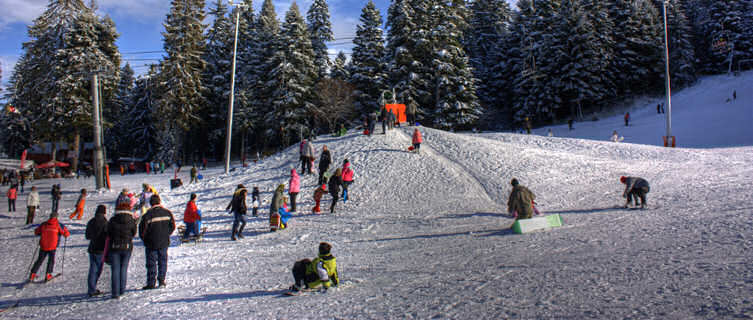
[{"xmin": 1, "ymin": 72, "xmax": 752, "ymax": 319}]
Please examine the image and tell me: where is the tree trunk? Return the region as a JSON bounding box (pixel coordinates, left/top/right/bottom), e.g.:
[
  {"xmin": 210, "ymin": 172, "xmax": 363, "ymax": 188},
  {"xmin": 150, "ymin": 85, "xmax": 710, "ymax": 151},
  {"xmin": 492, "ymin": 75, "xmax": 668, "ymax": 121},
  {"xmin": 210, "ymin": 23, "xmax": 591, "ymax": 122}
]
[
  {"xmin": 71, "ymin": 130, "xmax": 80, "ymax": 173},
  {"xmin": 240, "ymin": 128, "xmax": 246, "ymax": 167}
]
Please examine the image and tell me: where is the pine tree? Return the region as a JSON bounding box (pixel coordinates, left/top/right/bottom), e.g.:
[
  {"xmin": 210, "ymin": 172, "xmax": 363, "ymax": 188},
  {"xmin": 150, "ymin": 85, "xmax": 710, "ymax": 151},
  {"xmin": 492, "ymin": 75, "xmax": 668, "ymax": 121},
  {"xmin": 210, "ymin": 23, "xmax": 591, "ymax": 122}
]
[
  {"xmin": 580, "ymin": 0, "xmax": 616, "ymax": 107},
  {"xmin": 707, "ymin": 0, "xmax": 750, "ymax": 73},
  {"xmin": 349, "ymin": 0, "xmax": 387, "ymax": 115},
  {"xmin": 661, "ymin": 0, "xmax": 697, "ymax": 87},
  {"xmin": 233, "ymin": 0, "xmax": 259, "ymax": 160},
  {"xmin": 202, "ymin": 0, "xmax": 233, "ymax": 157},
  {"xmin": 430, "ymin": 0, "xmax": 481, "ymax": 129},
  {"xmin": 307, "ymin": 0, "xmax": 334, "ymax": 80},
  {"xmin": 256, "ymin": 0, "xmax": 282, "ymax": 144},
  {"xmin": 330, "ymin": 51, "xmax": 350, "ymax": 81},
  {"xmin": 385, "ymin": 0, "xmax": 421, "ymax": 118},
  {"xmin": 609, "ymin": 0, "xmax": 663, "ymax": 96},
  {"xmin": 158, "ymin": 0, "xmax": 207, "ymax": 161},
  {"xmin": 268, "ymin": 2, "xmax": 317, "ymax": 142},
  {"xmin": 108, "ymin": 63, "xmax": 135, "ymax": 157},
  {"xmin": 124, "ymin": 67, "xmax": 160, "ymax": 159},
  {"xmin": 466, "ymin": 0, "xmax": 512, "ymax": 111}
]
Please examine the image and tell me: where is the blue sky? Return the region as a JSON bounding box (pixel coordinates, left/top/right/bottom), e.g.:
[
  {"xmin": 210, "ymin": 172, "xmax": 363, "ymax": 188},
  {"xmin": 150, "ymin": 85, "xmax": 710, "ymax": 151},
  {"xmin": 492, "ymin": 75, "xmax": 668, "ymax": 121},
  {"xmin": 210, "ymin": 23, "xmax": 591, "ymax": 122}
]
[{"xmin": 0, "ymin": 0, "xmax": 516, "ymax": 96}]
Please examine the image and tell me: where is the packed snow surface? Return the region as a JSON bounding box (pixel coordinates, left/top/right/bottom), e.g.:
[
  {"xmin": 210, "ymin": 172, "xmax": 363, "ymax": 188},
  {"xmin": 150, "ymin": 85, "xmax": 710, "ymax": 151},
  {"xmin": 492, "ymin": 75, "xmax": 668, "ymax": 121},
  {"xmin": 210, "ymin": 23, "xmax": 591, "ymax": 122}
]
[{"xmin": 0, "ymin": 72, "xmax": 752, "ymax": 319}]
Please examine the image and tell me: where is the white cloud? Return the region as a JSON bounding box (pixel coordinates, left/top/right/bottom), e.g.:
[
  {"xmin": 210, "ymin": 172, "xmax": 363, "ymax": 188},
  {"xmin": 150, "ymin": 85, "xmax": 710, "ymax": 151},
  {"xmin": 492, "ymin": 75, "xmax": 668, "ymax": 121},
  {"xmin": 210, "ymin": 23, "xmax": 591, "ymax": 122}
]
[
  {"xmin": 0, "ymin": 0, "xmax": 47, "ymax": 31},
  {"xmin": 0, "ymin": 55, "xmax": 19, "ymax": 98}
]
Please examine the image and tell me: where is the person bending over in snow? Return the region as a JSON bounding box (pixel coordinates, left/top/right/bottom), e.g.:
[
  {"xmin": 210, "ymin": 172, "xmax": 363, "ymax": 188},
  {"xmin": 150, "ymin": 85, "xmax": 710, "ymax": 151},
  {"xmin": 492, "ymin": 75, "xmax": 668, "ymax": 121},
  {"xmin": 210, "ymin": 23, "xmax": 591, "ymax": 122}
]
[
  {"xmin": 507, "ymin": 178, "xmax": 536, "ymax": 220},
  {"xmin": 30, "ymin": 212, "xmax": 70, "ymax": 282},
  {"xmin": 289, "ymin": 242, "xmax": 339, "ymax": 293},
  {"xmin": 620, "ymin": 176, "xmax": 650, "ymax": 209}
]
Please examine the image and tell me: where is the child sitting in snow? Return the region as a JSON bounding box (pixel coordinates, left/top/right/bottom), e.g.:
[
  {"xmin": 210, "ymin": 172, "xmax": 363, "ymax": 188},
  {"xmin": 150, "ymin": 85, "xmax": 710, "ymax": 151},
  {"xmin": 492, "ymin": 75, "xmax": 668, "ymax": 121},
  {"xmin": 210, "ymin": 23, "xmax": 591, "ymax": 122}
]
[{"xmin": 289, "ymin": 242, "xmax": 339, "ymax": 293}]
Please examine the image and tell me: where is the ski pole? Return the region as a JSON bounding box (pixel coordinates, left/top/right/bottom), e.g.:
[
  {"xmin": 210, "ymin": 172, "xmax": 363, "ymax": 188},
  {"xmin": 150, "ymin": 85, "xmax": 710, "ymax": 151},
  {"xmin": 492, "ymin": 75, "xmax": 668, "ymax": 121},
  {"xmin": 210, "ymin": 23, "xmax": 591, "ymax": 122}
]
[
  {"xmin": 26, "ymin": 244, "xmax": 39, "ymax": 280},
  {"xmin": 60, "ymin": 236, "xmax": 67, "ymax": 277}
]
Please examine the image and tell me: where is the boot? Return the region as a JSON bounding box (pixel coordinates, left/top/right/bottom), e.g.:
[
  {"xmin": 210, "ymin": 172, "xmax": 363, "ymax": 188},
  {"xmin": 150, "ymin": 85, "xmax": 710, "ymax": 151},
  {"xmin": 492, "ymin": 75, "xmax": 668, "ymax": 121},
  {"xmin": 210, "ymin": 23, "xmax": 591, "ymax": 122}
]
[
  {"xmin": 237, "ymin": 225, "xmax": 245, "ymax": 239},
  {"xmin": 231, "ymin": 228, "xmax": 237, "ymax": 241},
  {"xmin": 29, "ymin": 273, "xmax": 36, "ymax": 282},
  {"xmin": 45, "ymin": 273, "xmax": 53, "ymax": 282}
]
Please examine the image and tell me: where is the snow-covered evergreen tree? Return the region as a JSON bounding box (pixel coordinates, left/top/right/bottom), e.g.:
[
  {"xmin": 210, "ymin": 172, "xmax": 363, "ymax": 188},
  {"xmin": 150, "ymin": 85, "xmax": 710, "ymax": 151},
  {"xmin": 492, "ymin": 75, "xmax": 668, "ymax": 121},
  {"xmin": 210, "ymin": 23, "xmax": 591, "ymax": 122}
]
[
  {"xmin": 349, "ymin": 0, "xmax": 387, "ymax": 115},
  {"xmin": 430, "ymin": 0, "xmax": 481, "ymax": 129},
  {"xmin": 306, "ymin": 0, "xmax": 334, "ymax": 80},
  {"xmin": 580, "ymin": 0, "xmax": 616, "ymax": 107},
  {"xmin": 107, "ymin": 63, "xmax": 135, "ymax": 157},
  {"xmin": 202, "ymin": 0, "xmax": 233, "ymax": 157},
  {"xmin": 609, "ymin": 0, "xmax": 663, "ymax": 96},
  {"xmin": 268, "ymin": 2, "xmax": 317, "ymax": 141},
  {"xmin": 124, "ymin": 67, "xmax": 160, "ymax": 159},
  {"xmin": 233, "ymin": 0, "xmax": 260, "ymax": 159},
  {"xmin": 661, "ymin": 0, "xmax": 697, "ymax": 87},
  {"xmin": 255, "ymin": 0, "xmax": 282, "ymax": 144},
  {"xmin": 466, "ymin": 0, "xmax": 512, "ymax": 111},
  {"xmin": 707, "ymin": 0, "xmax": 751, "ymax": 73},
  {"xmin": 330, "ymin": 51, "xmax": 349, "ymax": 81},
  {"xmin": 158, "ymin": 0, "xmax": 207, "ymax": 160},
  {"xmin": 385, "ymin": 0, "xmax": 421, "ymax": 118}
]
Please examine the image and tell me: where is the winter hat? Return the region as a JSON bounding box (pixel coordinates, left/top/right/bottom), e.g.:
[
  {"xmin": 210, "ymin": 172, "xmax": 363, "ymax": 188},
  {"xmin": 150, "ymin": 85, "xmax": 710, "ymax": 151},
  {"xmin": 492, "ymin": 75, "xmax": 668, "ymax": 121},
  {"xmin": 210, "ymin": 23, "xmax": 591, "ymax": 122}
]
[
  {"xmin": 116, "ymin": 201, "xmax": 132, "ymax": 211},
  {"xmin": 237, "ymin": 184, "xmax": 245, "ymax": 190},
  {"xmin": 511, "ymin": 178, "xmax": 519, "ymax": 187},
  {"xmin": 321, "ymin": 184, "xmax": 327, "ymax": 191},
  {"xmin": 343, "ymin": 158, "xmax": 349, "ymax": 164},
  {"xmin": 95, "ymin": 205, "xmax": 107, "ymax": 216},
  {"xmin": 620, "ymin": 176, "xmax": 627, "ymax": 183},
  {"xmin": 319, "ymin": 242, "xmax": 332, "ymax": 255}
]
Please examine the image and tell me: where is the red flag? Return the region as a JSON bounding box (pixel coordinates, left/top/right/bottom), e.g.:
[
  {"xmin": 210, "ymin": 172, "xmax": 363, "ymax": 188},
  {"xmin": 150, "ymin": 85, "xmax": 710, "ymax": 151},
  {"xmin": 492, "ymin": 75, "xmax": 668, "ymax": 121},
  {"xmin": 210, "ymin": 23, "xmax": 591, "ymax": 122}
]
[{"xmin": 20, "ymin": 149, "xmax": 27, "ymax": 169}]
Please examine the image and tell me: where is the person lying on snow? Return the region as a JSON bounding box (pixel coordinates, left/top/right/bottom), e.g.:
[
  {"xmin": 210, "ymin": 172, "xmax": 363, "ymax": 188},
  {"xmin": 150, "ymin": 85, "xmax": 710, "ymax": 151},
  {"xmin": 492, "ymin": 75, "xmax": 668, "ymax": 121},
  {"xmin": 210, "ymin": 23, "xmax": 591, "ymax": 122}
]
[{"xmin": 289, "ymin": 242, "xmax": 339, "ymax": 293}]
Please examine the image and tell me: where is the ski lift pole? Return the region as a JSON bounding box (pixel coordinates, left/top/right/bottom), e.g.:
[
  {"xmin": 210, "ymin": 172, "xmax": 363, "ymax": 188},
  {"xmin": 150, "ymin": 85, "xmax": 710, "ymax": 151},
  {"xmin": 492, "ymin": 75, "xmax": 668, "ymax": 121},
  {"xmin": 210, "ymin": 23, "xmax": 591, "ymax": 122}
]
[
  {"xmin": 662, "ymin": 1, "xmax": 674, "ymax": 147},
  {"xmin": 224, "ymin": 0, "xmax": 248, "ymax": 174},
  {"xmin": 91, "ymin": 73, "xmax": 105, "ymax": 189}
]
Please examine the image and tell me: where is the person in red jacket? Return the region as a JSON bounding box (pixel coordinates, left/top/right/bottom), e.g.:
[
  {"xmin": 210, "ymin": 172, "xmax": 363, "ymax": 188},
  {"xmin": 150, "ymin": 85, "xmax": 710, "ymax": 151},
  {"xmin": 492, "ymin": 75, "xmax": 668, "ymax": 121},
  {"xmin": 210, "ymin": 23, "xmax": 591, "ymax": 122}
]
[
  {"xmin": 183, "ymin": 193, "xmax": 201, "ymax": 238},
  {"xmin": 412, "ymin": 128, "xmax": 423, "ymax": 154},
  {"xmin": 7, "ymin": 184, "xmax": 17, "ymax": 212},
  {"xmin": 30, "ymin": 212, "xmax": 70, "ymax": 282}
]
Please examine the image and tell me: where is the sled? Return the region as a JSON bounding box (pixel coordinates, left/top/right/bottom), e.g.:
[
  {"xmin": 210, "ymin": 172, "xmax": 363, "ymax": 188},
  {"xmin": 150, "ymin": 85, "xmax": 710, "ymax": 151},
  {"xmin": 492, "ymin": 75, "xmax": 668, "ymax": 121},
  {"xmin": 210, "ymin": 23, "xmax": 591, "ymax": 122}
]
[
  {"xmin": 270, "ymin": 212, "xmax": 281, "ymax": 232},
  {"xmin": 178, "ymin": 226, "xmax": 207, "ymax": 243},
  {"xmin": 408, "ymin": 146, "xmax": 415, "ymax": 151},
  {"xmin": 511, "ymin": 214, "xmax": 563, "ymax": 234},
  {"xmin": 363, "ymin": 129, "xmax": 369, "ymax": 135}
]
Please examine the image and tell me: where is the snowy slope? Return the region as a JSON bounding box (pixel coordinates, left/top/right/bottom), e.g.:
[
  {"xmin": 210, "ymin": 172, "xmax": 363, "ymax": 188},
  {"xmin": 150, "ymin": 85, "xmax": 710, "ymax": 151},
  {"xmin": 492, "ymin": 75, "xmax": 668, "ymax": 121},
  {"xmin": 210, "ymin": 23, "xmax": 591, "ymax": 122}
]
[
  {"xmin": 535, "ymin": 71, "xmax": 753, "ymax": 148},
  {"xmin": 1, "ymin": 73, "xmax": 752, "ymax": 319}
]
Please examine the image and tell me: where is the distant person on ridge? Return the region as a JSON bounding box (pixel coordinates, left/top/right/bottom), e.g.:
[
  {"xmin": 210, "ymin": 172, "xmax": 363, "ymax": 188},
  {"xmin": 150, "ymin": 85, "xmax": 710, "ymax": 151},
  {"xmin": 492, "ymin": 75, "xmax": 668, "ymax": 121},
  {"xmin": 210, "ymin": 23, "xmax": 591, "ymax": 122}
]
[
  {"xmin": 624, "ymin": 112, "xmax": 630, "ymax": 127},
  {"xmin": 620, "ymin": 176, "xmax": 650, "ymax": 209}
]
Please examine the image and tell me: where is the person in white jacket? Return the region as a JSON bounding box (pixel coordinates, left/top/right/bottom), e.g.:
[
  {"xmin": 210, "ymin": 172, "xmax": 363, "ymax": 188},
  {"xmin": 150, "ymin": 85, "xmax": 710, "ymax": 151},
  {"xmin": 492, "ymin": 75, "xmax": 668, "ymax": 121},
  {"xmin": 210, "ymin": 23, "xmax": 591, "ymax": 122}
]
[{"xmin": 26, "ymin": 186, "xmax": 40, "ymax": 224}]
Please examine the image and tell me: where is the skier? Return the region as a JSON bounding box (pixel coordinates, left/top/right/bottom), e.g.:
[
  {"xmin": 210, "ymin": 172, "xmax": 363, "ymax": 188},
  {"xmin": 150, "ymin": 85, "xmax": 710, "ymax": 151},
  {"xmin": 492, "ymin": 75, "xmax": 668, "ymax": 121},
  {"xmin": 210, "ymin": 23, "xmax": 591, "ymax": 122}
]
[
  {"xmin": 69, "ymin": 189, "xmax": 87, "ymax": 220},
  {"xmin": 7, "ymin": 184, "xmax": 17, "ymax": 212},
  {"xmin": 412, "ymin": 128, "xmax": 423, "ymax": 154},
  {"xmin": 29, "ymin": 212, "xmax": 70, "ymax": 282},
  {"xmin": 251, "ymin": 186, "xmax": 260, "ymax": 217},
  {"xmin": 289, "ymin": 169, "xmax": 300, "ymax": 212},
  {"xmin": 318, "ymin": 145, "xmax": 332, "ymax": 186},
  {"xmin": 624, "ymin": 112, "xmax": 630, "ymax": 127},
  {"xmin": 26, "ymin": 186, "xmax": 40, "ymax": 225},
  {"xmin": 51, "ymin": 184, "xmax": 62, "ymax": 214},
  {"xmin": 139, "ymin": 195, "xmax": 175, "ymax": 289},
  {"xmin": 183, "ymin": 193, "xmax": 201, "ymax": 238},
  {"xmin": 341, "ymin": 159, "xmax": 354, "ymax": 203},
  {"xmin": 189, "ymin": 166, "xmax": 197, "ymax": 184},
  {"xmin": 108, "ymin": 201, "xmax": 137, "ymax": 299},
  {"xmin": 312, "ymin": 184, "xmax": 327, "ymax": 214},
  {"xmin": 507, "ymin": 178, "xmax": 536, "ymax": 220},
  {"xmin": 288, "ymin": 242, "xmax": 339, "ymax": 294},
  {"xmin": 328, "ymin": 168, "xmax": 343, "ymax": 213},
  {"xmin": 226, "ymin": 185, "xmax": 248, "ymax": 241},
  {"xmin": 85, "ymin": 205, "xmax": 108, "ymax": 297},
  {"xmin": 620, "ymin": 176, "xmax": 650, "ymax": 209}
]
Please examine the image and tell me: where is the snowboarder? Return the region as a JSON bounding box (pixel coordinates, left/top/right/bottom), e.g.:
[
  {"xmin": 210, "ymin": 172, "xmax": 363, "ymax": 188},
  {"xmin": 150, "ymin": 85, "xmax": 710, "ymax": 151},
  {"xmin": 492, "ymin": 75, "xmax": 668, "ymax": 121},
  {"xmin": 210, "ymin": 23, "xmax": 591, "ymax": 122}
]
[
  {"xmin": 341, "ymin": 159, "xmax": 354, "ymax": 203},
  {"xmin": 412, "ymin": 128, "xmax": 423, "ymax": 154},
  {"xmin": 312, "ymin": 184, "xmax": 327, "ymax": 214},
  {"xmin": 7, "ymin": 184, "xmax": 17, "ymax": 212},
  {"xmin": 289, "ymin": 169, "xmax": 300, "ymax": 212},
  {"xmin": 26, "ymin": 186, "xmax": 39, "ymax": 225},
  {"xmin": 108, "ymin": 201, "xmax": 137, "ymax": 299},
  {"xmin": 138, "ymin": 195, "xmax": 175, "ymax": 289},
  {"xmin": 30, "ymin": 212, "xmax": 70, "ymax": 282},
  {"xmin": 251, "ymin": 186, "xmax": 260, "ymax": 217},
  {"xmin": 507, "ymin": 178, "xmax": 536, "ymax": 220},
  {"xmin": 620, "ymin": 176, "xmax": 650, "ymax": 209},
  {"xmin": 69, "ymin": 189, "xmax": 87, "ymax": 220},
  {"xmin": 190, "ymin": 166, "xmax": 198, "ymax": 184},
  {"xmin": 328, "ymin": 168, "xmax": 343, "ymax": 213},
  {"xmin": 624, "ymin": 112, "xmax": 630, "ymax": 127},
  {"xmin": 318, "ymin": 145, "xmax": 332, "ymax": 186},
  {"xmin": 288, "ymin": 242, "xmax": 339, "ymax": 294},
  {"xmin": 226, "ymin": 185, "xmax": 248, "ymax": 240},
  {"xmin": 51, "ymin": 184, "xmax": 62, "ymax": 214},
  {"xmin": 183, "ymin": 193, "xmax": 201, "ymax": 238},
  {"xmin": 85, "ymin": 205, "xmax": 108, "ymax": 297}
]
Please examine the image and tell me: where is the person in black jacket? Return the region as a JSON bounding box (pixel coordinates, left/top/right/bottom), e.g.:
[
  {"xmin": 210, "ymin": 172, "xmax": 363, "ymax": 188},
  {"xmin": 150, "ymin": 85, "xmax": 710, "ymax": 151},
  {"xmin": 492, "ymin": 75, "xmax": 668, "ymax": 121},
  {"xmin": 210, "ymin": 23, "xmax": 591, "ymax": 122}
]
[
  {"xmin": 51, "ymin": 184, "xmax": 62, "ymax": 214},
  {"xmin": 318, "ymin": 145, "xmax": 332, "ymax": 186},
  {"xmin": 251, "ymin": 186, "xmax": 260, "ymax": 217},
  {"xmin": 226, "ymin": 184, "xmax": 248, "ymax": 240},
  {"xmin": 138, "ymin": 195, "xmax": 175, "ymax": 290},
  {"xmin": 620, "ymin": 176, "xmax": 650, "ymax": 209},
  {"xmin": 328, "ymin": 168, "xmax": 343, "ymax": 213},
  {"xmin": 85, "ymin": 205, "xmax": 108, "ymax": 297},
  {"xmin": 107, "ymin": 202, "xmax": 137, "ymax": 299}
]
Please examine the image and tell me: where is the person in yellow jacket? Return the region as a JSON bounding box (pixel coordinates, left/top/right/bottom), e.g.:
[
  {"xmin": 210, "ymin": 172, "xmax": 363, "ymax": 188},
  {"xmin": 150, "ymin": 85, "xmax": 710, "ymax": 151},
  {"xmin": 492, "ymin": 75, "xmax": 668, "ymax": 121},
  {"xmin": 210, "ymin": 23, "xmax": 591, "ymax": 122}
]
[{"xmin": 288, "ymin": 242, "xmax": 339, "ymax": 293}]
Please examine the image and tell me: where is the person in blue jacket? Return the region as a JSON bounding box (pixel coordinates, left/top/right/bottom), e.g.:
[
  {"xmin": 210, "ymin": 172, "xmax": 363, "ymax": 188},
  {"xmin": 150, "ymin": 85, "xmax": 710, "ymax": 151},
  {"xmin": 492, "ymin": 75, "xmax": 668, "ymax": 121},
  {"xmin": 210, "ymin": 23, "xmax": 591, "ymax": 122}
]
[{"xmin": 278, "ymin": 197, "xmax": 294, "ymax": 230}]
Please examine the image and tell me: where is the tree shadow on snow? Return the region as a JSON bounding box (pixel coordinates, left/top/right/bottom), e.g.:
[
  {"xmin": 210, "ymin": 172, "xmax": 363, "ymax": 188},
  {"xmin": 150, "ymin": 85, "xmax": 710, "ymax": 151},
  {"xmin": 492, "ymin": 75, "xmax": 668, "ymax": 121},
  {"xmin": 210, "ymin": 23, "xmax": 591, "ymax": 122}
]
[{"xmin": 157, "ymin": 289, "xmax": 286, "ymax": 304}]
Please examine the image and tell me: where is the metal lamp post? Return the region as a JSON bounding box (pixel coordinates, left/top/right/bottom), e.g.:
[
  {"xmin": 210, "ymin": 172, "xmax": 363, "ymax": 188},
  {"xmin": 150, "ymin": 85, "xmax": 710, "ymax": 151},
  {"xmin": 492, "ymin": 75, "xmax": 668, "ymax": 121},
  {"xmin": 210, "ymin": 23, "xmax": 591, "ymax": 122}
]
[
  {"xmin": 662, "ymin": 0, "xmax": 674, "ymax": 147},
  {"xmin": 224, "ymin": 0, "xmax": 247, "ymax": 173}
]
